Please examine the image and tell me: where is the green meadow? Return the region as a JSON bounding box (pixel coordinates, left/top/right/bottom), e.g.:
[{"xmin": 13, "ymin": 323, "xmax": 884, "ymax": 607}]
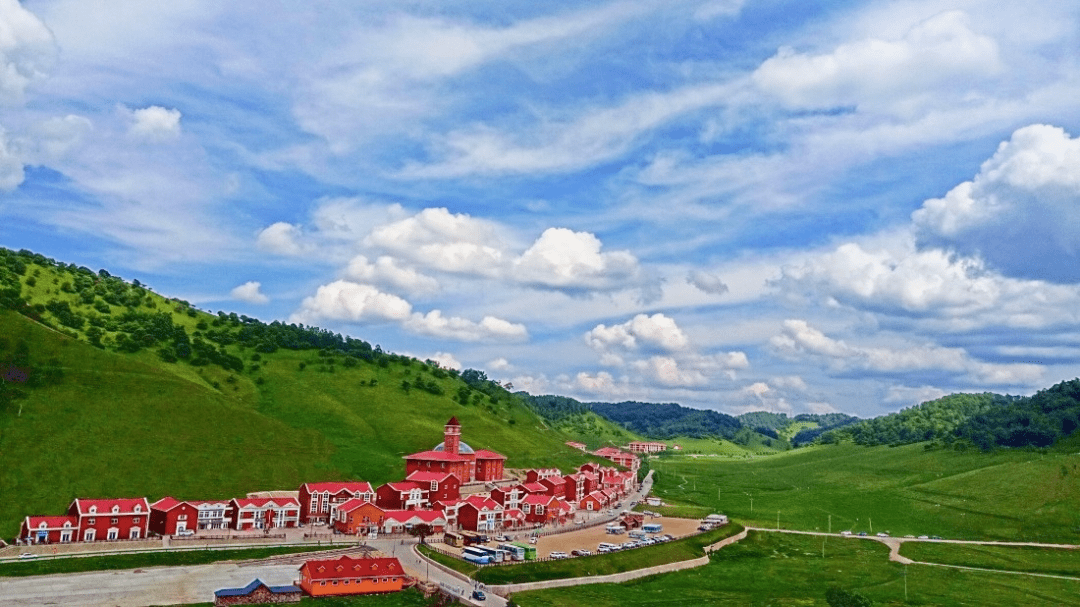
[
  {"xmin": 647, "ymin": 443, "xmax": 1080, "ymax": 542},
  {"xmin": 900, "ymin": 541, "xmax": 1080, "ymax": 577},
  {"xmin": 513, "ymin": 531, "xmax": 1080, "ymax": 607}
]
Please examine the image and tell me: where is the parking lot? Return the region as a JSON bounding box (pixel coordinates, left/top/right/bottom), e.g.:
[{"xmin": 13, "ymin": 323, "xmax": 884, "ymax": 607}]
[{"xmin": 440, "ymin": 516, "xmax": 703, "ymax": 560}]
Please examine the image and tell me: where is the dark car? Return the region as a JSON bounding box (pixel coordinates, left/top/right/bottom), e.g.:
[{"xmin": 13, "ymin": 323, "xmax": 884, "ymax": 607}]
[{"xmin": 472, "ymin": 590, "xmax": 487, "ymax": 600}]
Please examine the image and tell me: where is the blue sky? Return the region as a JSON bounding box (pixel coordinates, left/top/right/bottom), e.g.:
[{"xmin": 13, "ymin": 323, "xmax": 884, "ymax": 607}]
[{"xmin": 3, "ymin": 0, "xmax": 1080, "ymax": 417}]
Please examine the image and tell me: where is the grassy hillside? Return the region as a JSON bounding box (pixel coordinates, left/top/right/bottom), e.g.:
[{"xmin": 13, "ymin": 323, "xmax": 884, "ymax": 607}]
[
  {"xmin": 649, "ymin": 443, "xmax": 1080, "ymax": 543},
  {"xmin": 0, "ymin": 249, "xmax": 599, "ymax": 539}
]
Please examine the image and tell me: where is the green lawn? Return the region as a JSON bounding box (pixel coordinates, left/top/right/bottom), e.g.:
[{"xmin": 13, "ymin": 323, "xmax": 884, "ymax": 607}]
[
  {"xmin": 900, "ymin": 541, "xmax": 1080, "ymax": 577},
  {"xmin": 647, "ymin": 443, "xmax": 1080, "ymax": 542},
  {"xmin": 473, "ymin": 524, "xmax": 743, "ymax": 585},
  {"xmin": 417, "ymin": 544, "xmax": 478, "ymax": 577},
  {"xmin": 513, "ymin": 531, "xmax": 1080, "ymax": 607},
  {"xmin": 0, "ymin": 544, "xmax": 338, "ymax": 577}
]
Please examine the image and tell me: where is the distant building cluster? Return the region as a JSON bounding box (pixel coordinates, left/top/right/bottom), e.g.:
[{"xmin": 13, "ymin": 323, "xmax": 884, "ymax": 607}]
[
  {"xmin": 18, "ymin": 417, "xmax": 639, "ymax": 545},
  {"xmin": 626, "ymin": 441, "xmax": 668, "ymax": 453}
]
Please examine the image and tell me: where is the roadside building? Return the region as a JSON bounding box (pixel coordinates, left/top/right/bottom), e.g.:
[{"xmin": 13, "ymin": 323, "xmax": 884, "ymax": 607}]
[
  {"xmin": 68, "ymin": 497, "xmax": 150, "ymax": 542},
  {"xmin": 149, "ymin": 497, "xmax": 199, "ymax": 536},
  {"xmin": 213, "ymin": 578, "xmax": 301, "ymax": 606},
  {"xmin": 457, "ymin": 495, "xmax": 503, "ymax": 532},
  {"xmin": 188, "ymin": 499, "xmax": 233, "ymax": 530},
  {"xmin": 299, "ymin": 482, "xmax": 374, "ymax": 525},
  {"xmin": 375, "ymin": 482, "xmax": 429, "ymax": 511},
  {"xmin": 229, "ymin": 497, "xmax": 300, "ymax": 530},
  {"xmin": 332, "ymin": 500, "xmax": 385, "ymax": 536},
  {"xmin": 405, "ymin": 471, "xmax": 461, "ymax": 503},
  {"xmin": 297, "ymin": 555, "xmax": 406, "ymax": 597},
  {"xmin": 19, "ymin": 516, "xmax": 77, "ymax": 545}
]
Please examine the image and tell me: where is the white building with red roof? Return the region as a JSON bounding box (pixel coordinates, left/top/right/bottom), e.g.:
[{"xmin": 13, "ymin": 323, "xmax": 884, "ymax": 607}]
[
  {"xmin": 299, "ymin": 481, "xmax": 375, "ymax": 525},
  {"xmin": 187, "ymin": 499, "xmax": 233, "ymax": 530},
  {"xmin": 375, "ymin": 482, "xmax": 429, "ymax": 511},
  {"xmin": 380, "ymin": 509, "xmax": 446, "ymax": 534},
  {"xmin": 229, "ymin": 497, "xmax": 300, "ymax": 530}
]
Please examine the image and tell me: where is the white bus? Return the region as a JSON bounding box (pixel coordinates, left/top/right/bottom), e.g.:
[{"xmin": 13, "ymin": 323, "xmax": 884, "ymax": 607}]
[{"xmin": 461, "ymin": 546, "xmax": 492, "ymax": 564}]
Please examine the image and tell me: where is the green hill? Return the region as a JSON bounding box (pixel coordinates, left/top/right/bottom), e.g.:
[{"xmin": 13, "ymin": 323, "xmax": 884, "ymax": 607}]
[{"xmin": 0, "ymin": 248, "xmax": 605, "ymax": 539}]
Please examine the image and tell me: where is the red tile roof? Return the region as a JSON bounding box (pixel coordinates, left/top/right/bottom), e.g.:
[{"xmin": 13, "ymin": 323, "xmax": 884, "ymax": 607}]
[
  {"xmin": 301, "ymin": 555, "xmax": 402, "ymax": 581},
  {"xmin": 150, "ymin": 496, "xmax": 183, "ymax": 511},
  {"xmin": 462, "ymin": 495, "xmax": 501, "ymax": 510},
  {"xmin": 71, "ymin": 497, "xmax": 150, "ymax": 515},
  {"xmin": 404, "ymin": 450, "xmax": 469, "ymax": 462},
  {"xmin": 473, "ymin": 449, "xmax": 507, "ymax": 460},
  {"xmin": 302, "ymin": 481, "xmax": 374, "ymax": 494},
  {"xmin": 405, "ymin": 471, "xmax": 457, "ymax": 482},
  {"xmin": 336, "ymin": 499, "xmax": 382, "ymax": 513},
  {"xmin": 446, "ymin": 416, "xmax": 460, "ymax": 426},
  {"xmin": 232, "ymin": 497, "xmax": 300, "ymax": 508},
  {"xmin": 520, "ymin": 482, "xmax": 547, "ymax": 493},
  {"xmin": 384, "ymin": 481, "xmax": 424, "ymax": 492},
  {"xmin": 25, "ymin": 515, "xmax": 77, "ymax": 529}
]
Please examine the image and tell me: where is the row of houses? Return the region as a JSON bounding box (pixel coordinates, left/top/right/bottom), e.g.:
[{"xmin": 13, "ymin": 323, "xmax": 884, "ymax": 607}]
[
  {"xmin": 565, "ymin": 441, "xmax": 644, "ymax": 471},
  {"xmin": 19, "ymin": 418, "xmax": 638, "ymax": 544}
]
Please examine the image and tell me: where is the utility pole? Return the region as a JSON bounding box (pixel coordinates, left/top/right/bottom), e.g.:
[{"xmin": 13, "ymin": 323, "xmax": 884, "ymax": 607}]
[
  {"xmin": 869, "ymin": 516, "xmax": 873, "ymax": 534},
  {"xmin": 828, "ymin": 514, "xmax": 831, "ymax": 534},
  {"xmin": 777, "ymin": 510, "xmax": 780, "ymax": 531},
  {"xmin": 904, "ymin": 565, "xmax": 908, "ymax": 601}
]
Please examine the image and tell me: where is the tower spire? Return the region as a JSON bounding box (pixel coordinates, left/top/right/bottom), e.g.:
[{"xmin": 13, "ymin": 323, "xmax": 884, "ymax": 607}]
[{"xmin": 444, "ymin": 417, "xmax": 461, "ymax": 455}]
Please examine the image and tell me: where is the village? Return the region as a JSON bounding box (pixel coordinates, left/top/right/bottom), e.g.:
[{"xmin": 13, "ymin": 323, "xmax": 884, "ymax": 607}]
[{"xmin": 9, "ymin": 419, "xmax": 723, "ymax": 605}]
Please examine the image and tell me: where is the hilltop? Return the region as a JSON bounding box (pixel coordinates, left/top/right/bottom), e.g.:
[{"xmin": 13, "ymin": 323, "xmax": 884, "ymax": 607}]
[{"xmin": 0, "ymin": 248, "xmax": 631, "ymax": 539}]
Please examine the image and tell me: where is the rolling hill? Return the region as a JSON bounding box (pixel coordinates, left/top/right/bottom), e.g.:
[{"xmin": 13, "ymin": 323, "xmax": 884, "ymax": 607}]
[{"xmin": 0, "ymin": 247, "xmax": 625, "ymax": 539}]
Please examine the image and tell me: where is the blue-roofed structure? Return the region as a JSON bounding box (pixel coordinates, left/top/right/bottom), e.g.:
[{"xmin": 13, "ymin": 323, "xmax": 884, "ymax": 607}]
[{"xmin": 213, "ymin": 578, "xmax": 301, "ymax": 605}]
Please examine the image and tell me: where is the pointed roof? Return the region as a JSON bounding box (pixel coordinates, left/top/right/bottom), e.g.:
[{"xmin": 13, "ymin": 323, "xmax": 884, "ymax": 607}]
[
  {"xmin": 214, "ymin": 579, "xmax": 300, "ymax": 598},
  {"xmin": 446, "ymin": 416, "xmax": 460, "ymax": 426}
]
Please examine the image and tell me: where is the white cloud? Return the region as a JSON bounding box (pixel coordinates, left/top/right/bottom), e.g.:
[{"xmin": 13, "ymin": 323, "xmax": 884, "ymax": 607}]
[
  {"xmin": 404, "ymin": 310, "xmax": 528, "ymax": 342},
  {"xmin": 586, "ymin": 313, "xmax": 690, "ymax": 354},
  {"xmin": 753, "ymin": 10, "xmax": 1000, "ymax": 113},
  {"xmin": 292, "ymin": 280, "xmax": 413, "ymax": 324},
  {"xmin": 230, "ymin": 280, "xmax": 269, "ymax": 304},
  {"xmin": 883, "ymin": 385, "xmax": 949, "ymax": 406},
  {"xmin": 128, "ymin": 105, "xmax": 182, "ymax": 141},
  {"xmin": 770, "ymin": 319, "xmax": 1043, "ymax": 386},
  {"xmin": 0, "ymin": 0, "xmax": 56, "ymax": 104},
  {"xmin": 514, "ymin": 227, "xmax": 639, "ymax": 289},
  {"xmin": 913, "ymin": 124, "xmax": 1080, "ymax": 282},
  {"xmin": 16, "ymin": 114, "xmax": 93, "ymax": 164},
  {"xmin": 366, "ymin": 207, "xmax": 506, "ymax": 276},
  {"xmin": 487, "ymin": 357, "xmax": 512, "ymax": 371},
  {"xmin": 574, "ymin": 371, "xmax": 636, "ymax": 398},
  {"xmin": 0, "ymin": 127, "xmax": 23, "ymax": 190},
  {"xmin": 256, "ymin": 222, "xmax": 306, "ymax": 256},
  {"xmin": 344, "ymin": 255, "xmax": 439, "ymax": 295},
  {"xmin": 687, "ymin": 270, "xmax": 728, "ymax": 295}
]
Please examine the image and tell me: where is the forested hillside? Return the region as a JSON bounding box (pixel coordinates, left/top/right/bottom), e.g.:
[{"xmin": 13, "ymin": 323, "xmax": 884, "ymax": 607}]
[{"xmin": 0, "ymin": 247, "xmax": 595, "ymax": 539}]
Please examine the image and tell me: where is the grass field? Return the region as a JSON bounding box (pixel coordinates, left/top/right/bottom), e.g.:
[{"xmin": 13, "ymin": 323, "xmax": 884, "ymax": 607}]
[
  {"xmin": 0, "ymin": 544, "xmax": 338, "ymax": 577},
  {"xmin": 473, "ymin": 524, "xmax": 743, "ymax": 585},
  {"xmin": 513, "ymin": 531, "xmax": 1080, "ymax": 607},
  {"xmin": 647, "ymin": 443, "xmax": 1080, "ymax": 542},
  {"xmin": 900, "ymin": 542, "xmax": 1080, "ymax": 577}
]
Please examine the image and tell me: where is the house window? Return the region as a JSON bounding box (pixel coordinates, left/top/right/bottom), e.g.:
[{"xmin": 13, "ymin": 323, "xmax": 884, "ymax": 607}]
[
  {"xmin": 88, "ymin": 518, "xmax": 96, "ymax": 525},
  {"xmin": 134, "ymin": 517, "xmax": 141, "ymax": 523},
  {"xmin": 111, "ymin": 517, "xmax": 118, "ymax": 525},
  {"xmin": 177, "ymin": 514, "xmax": 186, "ymax": 521}
]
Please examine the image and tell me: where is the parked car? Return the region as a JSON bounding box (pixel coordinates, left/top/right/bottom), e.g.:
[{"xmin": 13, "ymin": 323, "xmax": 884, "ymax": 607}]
[
  {"xmin": 876, "ymin": 532, "xmax": 889, "ymax": 538},
  {"xmin": 18, "ymin": 553, "xmax": 37, "ymax": 559},
  {"xmin": 494, "ymin": 535, "xmax": 510, "ymax": 542},
  {"xmin": 528, "ymin": 537, "xmax": 537, "ymax": 544},
  {"xmin": 858, "ymin": 532, "xmax": 868, "ymax": 537},
  {"xmin": 931, "ymin": 535, "xmax": 942, "ymax": 540},
  {"xmin": 840, "ymin": 530, "xmax": 852, "ymax": 536},
  {"xmin": 175, "ymin": 529, "xmax": 195, "ymax": 537},
  {"xmin": 917, "ymin": 535, "xmax": 929, "ymax": 540},
  {"xmin": 472, "ymin": 590, "xmax": 486, "ymax": 601},
  {"xmin": 549, "ymin": 551, "xmax": 568, "ymax": 559}
]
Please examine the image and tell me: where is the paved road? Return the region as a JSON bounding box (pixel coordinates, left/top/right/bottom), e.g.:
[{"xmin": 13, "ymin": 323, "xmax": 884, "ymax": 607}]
[{"xmin": 0, "ymin": 562, "xmax": 300, "ymax": 607}]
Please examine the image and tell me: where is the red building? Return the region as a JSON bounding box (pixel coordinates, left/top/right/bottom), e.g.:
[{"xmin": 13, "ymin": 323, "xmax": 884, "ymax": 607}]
[
  {"xmin": 405, "ymin": 471, "xmax": 461, "ymax": 503},
  {"xmin": 299, "ymin": 482, "xmax": 374, "ymax": 525},
  {"xmin": 579, "ymin": 491, "xmax": 606, "ymax": 513},
  {"xmin": 19, "ymin": 516, "xmax": 77, "ymax": 544},
  {"xmin": 538, "ymin": 476, "xmax": 566, "ymax": 498},
  {"xmin": 456, "ymin": 495, "xmax": 503, "ymax": 532},
  {"xmin": 404, "ymin": 418, "xmax": 506, "ymax": 483},
  {"xmin": 490, "ymin": 486, "xmax": 524, "ymax": 511},
  {"xmin": 68, "ymin": 497, "xmax": 151, "ymax": 542},
  {"xmin": 563, "ymin": 473, "xmax": 588, "ymax": 502},
  {"xmin": 188, "ymin": 499, "xmax": 233, "ymax": 530},
  {"xmin": 520, "ymin": 495, "xmax": 571, "ymax": 526},
  {"xmin": 375, "ymin": 482, "xmax": 429, "ymax": 511},
  {"xmin": 332, "ymin": 500, "xmax": 385, "ymax": 535},
  {"xmin": 149, "ymin": 497, "xmax": 200, "ymax": 536},
  {"xmin": 592, "ymin": 447, "xmax": 640, "ymax": 471},
  {"xmin": 297, "ymin": 555, "xmax": 406, "ymax": 597}
]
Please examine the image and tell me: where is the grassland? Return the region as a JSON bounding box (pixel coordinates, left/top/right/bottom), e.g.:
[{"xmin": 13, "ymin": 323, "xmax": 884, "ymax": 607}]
[
  {"xmin": 179, "ymin": 587, "xmax": 434, "ymax": 607},
  {"xmin": 900, "ymin": 542, "xmax": 1080, "ymax": 577},
  {"xmin": 647, "ymin": 443, "xmax": 1080, "ymax": 542},
  {"xmin": 0, "ymin": 544, "xmax": 338, "ymax": 577},
  {"xmin": 513, "ymin": 531, "xmax": 1080, "ymax": 607}
]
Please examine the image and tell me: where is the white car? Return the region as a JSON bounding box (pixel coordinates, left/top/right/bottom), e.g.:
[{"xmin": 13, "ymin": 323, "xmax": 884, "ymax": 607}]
[
  {"xmin": 840, "ymin": 530, "xmax": 852, "ymax": 536},
  {"xmin": 175, "ymin": 529, "xmax": 195, "ymax": 537},
  {"xmin": 18, "ymin": 553, "xmax": 37, "ymax": 559},
  {"xmin": 876, "ymin": 532, "xmax": 889, "ymax": 538},
  {"xmin": 549, "ymin": 551, "xmax": 568, "ymax": 559}
]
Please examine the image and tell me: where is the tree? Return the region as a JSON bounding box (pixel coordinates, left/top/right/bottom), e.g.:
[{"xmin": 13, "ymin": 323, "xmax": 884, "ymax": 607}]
[
  {"xmin": 408, "ymin": 523, "xmax": 433, "ymax": 544},
  {"xmin": 826, "ymin": 586, "xmax": 872, "ymax": 607}
]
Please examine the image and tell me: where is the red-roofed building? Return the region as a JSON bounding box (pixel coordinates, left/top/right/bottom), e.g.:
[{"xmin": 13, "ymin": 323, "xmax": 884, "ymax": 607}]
[
  {"xmin": 490, "ymin": 485, "xmax": 524, "ymax": 511},
  {"xmin": 563, "ymin": 473, "xmax": 588, "ymax": 502},
  {"xmin": 380, "ymin": 510, "xmax": 447, "ymax": 534},
  {"xmin": 565, "ymin": 441, "xmax": 587, "ymax": 451},
  {"xmin": 19, "ymin": 516, "xmax": 77, "ymax": 544},
  {"xmin": 150, "ymin": 497, "xmax": 200, "ymax": 536},
  {"xmin": 299, "ymin": 482, "xmax": 374, "ymax": 525},
  {"xmin": 521, "ymin": 495, "xmax": 571, "ymax": 526},
  {"xmin": 502, "ymin": 508, "xmax": 526, "ymax": 529},
  {"xmin": 524, "ymin": 468, "xmax": 561, "ymax": 483},
  {"xmin": 538, "ymin": 476, "xmax": 566, "ymax": 498},
  {"xmin": 188, "ymin": 499, "xmax": 233, "ymax": 530},
  {"xmin": 517, "ymin": 482, "xmax": 547, "ymax": 496},
  {"xmin": 592, "ymin": 447, "xmax": 640, "ymax": 471},
  {"xmin": 297, "ymin": 555, "xmax": 406, "ymax": 597},
  {"xmin": 68, "ymin": 497, "xmax": 150, "ymax": 542},
  {"xmin": 332, "ymin": 500, "xmax": 385, "ymax": 535},
  {"xmin": 375, "ymin": 482, "xmax": 429, "ymax": 511},
  {"xmin": 579, "ymin": 491, "xmax": 606, "ymax": 513},
  {"xmin": 405, "ymin": 471, "xmax": 461, "ymax": 503},
  {"xmin": 457, "ymin": 495, "xmax": 503, "ymax": 532},
  {"xmin": 230, "ymin": 497, "xmax": 300, "ymax": 530},
  {"xmin": 403, "ymin": 418, "xmax": 506, "ymax": 482}
]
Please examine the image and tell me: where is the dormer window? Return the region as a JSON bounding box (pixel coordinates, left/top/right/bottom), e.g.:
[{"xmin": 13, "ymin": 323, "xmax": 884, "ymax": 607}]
[
  {"xmin": 111, "ymin": 505, "xmax": 120, "ymax": 514},
  {"xmin": 134, "ymin": 505, "xmax": 142, "ymax": 513},
  {"xmin": 89, "ymin": 506, "xmax": 98, "ymax": 514},
  {"xmin": 38, "ymin": 522, "xmax": 47, "ymax": 528}
]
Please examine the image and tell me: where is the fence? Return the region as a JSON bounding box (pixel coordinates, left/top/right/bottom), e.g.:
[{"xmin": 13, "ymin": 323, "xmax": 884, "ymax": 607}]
[{"xmin": 171, "ymin": 533, "xmax": 286, "ymax": 543}]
